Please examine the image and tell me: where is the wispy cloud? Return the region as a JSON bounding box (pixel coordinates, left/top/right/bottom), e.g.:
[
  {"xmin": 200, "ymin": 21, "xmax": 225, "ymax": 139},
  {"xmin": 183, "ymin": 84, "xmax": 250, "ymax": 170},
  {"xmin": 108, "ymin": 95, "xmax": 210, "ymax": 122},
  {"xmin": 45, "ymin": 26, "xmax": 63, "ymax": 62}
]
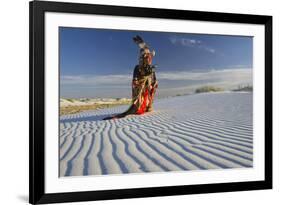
[
  {"xmin": 202, "ymin": 47, "xmax": 215, "ymax": 53},
  {"xmin": 169, "ymin": 36, "xmax": 216, "ymax": 54},
  {"xmin": 157, "ymin": 68, "xmax": 252, "ymax": 97},
  {"xmin": 157, "ymin": 68, "xmax": 252, "ymax": 82},
  {"xmin": 61, "ymin": 74, "xmax": 131, "ymax": 86},
  {"xmin": 61, "ymin": 68, "xmax": 252, "ymax": 98},
  {"xmin": 169, "ymin": 36, "xmax": 201, "ymax": 46},
  {"xmin": 61, "ymin": 68, "xmax": 252, "ymax": 86}
]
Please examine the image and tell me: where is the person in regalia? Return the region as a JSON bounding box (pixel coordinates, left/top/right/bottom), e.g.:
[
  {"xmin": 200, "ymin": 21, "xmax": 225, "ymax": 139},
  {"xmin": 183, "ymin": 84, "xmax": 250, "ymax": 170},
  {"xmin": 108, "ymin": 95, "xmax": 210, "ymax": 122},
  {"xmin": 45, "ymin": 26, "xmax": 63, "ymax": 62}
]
[{"xmin": 103, "ymin": 35, "xmax": 158, "ymax": 120}]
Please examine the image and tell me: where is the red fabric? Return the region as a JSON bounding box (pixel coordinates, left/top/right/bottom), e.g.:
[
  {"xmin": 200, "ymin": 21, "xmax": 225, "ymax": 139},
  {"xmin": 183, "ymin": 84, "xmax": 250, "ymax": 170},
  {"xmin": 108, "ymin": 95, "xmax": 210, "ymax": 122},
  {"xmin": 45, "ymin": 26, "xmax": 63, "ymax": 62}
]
[{"xmin": 136, "ymin": 89, "xmax": 149, "ymax": 114}]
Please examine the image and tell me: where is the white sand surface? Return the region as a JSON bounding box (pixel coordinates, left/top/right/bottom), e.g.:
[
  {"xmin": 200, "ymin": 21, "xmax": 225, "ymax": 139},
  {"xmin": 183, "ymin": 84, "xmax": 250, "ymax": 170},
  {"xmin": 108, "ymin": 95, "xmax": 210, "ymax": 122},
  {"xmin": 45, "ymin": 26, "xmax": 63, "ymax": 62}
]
[{"xmin": 59, "ymin": 92, "xmax": 253, "ymax": 177}]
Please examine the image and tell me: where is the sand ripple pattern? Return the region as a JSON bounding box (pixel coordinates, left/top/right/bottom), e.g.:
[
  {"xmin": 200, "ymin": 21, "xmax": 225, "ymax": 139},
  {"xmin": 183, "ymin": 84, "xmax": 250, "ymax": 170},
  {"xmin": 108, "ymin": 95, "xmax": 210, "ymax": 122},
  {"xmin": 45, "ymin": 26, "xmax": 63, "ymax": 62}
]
[{"xmin": 59, "ymin": 92, "xmax": 253, "ymax": 177}]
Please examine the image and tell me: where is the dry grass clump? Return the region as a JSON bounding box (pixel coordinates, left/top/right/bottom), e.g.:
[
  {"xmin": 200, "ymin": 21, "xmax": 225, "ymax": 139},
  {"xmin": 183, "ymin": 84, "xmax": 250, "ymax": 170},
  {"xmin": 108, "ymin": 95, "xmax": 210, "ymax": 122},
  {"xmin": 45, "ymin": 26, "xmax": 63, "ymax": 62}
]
[{"xmin": 195, "ymin": 86, "xmax": 224, "ymax": 93}]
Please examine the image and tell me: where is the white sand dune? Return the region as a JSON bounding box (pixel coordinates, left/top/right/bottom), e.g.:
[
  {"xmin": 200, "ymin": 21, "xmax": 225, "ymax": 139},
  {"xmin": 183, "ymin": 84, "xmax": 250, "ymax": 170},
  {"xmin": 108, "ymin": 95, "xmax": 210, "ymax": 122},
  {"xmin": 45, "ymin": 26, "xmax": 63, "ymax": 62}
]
[
  {"xmin": 60, "ymin": 97, "xmax": 130, "ymax": 107},
  {"xmin": 59, "ymin": 92, "xmax": 253, "ymax": 177}
]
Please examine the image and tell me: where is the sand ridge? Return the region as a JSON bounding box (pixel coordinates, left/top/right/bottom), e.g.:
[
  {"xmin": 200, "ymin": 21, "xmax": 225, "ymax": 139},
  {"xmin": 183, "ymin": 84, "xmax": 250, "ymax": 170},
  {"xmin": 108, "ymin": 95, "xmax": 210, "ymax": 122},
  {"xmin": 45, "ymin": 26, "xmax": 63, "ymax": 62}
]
[{"xmin": 59, "ymin": 92, "xmax": 253, "ymax": 177}]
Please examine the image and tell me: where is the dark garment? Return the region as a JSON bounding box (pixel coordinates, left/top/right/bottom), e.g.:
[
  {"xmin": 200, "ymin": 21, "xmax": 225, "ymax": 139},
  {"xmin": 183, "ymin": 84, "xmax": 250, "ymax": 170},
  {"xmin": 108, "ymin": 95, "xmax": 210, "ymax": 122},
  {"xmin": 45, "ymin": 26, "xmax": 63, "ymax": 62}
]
[
  {"xmin": 103, "ymin": 65, "xmax": 158, "ymax": 120},
  {"xmin": 133, "ymin": 65, "xmax": 157, "ymax": 83}
]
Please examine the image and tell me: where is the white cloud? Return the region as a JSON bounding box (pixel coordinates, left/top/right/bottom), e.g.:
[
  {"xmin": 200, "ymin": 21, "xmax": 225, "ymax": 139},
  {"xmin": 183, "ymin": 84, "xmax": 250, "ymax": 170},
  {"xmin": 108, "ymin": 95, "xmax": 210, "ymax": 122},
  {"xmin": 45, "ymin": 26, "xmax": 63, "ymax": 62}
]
[
  {"xmin": 157, "ymin": 68, "xmax": 252, "ymax": 82},
  {"xmin": 61, "ymin": 74, "xmax": 131, "ymax": 85},
  {"xmin": 169, "ymin": 36, "xmax": 216, "ymax": 54},
  {"xmin": 61, "ymin": 68, "xmax": 252, "ymax": 98},
  {"xmin": 169, "ymin": 36, "xmax": 201, "ymax": 47},
  {"xmin": 204, "ymin": 47, "xmax": 215, "ymax": 53},
  {"xmin": 61, "ymin": 68, "xmax": 252, "ymax": 87},
  {"xmin": 157, "ymin": 68, "xmax": 252, "ymax": 96}
]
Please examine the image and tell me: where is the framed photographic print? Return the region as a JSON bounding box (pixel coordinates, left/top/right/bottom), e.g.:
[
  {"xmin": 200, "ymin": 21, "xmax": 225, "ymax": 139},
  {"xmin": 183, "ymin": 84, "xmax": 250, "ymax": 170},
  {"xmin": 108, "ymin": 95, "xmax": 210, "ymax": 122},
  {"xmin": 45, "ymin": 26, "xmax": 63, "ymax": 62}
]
[{"xmin": 29, "ymin": 0, "xmax": 272, "ymax": 204}]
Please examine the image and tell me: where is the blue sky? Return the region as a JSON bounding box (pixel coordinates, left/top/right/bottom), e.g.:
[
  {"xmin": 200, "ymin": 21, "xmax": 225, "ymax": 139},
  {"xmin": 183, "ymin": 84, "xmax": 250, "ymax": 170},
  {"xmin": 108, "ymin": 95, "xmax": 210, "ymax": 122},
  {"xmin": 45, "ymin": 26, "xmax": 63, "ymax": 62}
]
[{"xmin": 60, "ymin": 27, "xmax": 253, "ymax": 98}]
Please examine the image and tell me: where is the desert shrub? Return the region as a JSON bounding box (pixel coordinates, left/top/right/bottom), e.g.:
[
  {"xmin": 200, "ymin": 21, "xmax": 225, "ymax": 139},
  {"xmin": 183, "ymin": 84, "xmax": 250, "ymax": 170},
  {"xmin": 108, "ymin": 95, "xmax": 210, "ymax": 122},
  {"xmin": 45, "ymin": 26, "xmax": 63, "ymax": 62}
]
[
  {"xmin": 195, "ymin": 86, "xmax": 224, "ymax": 93},
  {"xmin": 232, "ymin": 85, "xmax": 253, "ymax": 92},
  {"xmin": 66, "ymin": 98, "xmax": 75, "ymax": 103}
]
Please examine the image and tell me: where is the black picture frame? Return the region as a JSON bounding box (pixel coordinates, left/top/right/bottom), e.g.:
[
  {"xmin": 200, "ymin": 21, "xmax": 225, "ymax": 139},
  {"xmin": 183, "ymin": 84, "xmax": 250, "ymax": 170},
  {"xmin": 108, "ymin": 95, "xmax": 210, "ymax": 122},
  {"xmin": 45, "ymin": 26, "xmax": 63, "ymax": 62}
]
[{"xmin": 29, "ymin": 0, "xmax": 272, "ymax": 204}]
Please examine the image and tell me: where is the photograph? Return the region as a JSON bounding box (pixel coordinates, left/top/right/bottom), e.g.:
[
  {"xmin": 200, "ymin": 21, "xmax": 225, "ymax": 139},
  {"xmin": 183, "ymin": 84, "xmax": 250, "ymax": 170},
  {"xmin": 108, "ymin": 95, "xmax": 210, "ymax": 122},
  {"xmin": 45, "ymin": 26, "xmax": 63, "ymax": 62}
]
[
  {"xmin": 29, "ymin": 1, "xmax": 272, "ymax": 203},
  {"xmin": 59, "ymin": 27, "xmax": 253, "ymax": 177}
]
